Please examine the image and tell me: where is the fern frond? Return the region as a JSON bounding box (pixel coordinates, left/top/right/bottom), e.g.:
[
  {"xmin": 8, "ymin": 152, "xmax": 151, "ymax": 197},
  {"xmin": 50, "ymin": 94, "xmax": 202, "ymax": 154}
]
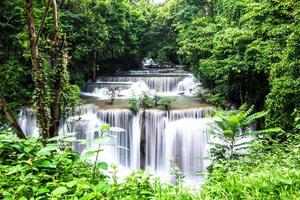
[
  {"xmin": 242, "ymin": 110, "xmax": 268, "ymax": 126},
  {"xmin": 243, "ymin": 105, "xmax": 254, "ymax": 119},
  {"xmin": 250, "ymin": 128, "xmax": 282, "ymax": 135}
]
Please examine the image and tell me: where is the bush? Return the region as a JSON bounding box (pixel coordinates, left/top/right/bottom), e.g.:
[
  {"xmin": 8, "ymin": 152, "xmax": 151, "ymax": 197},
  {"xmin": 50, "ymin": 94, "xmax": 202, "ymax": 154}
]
[
  {"xmin": 128, "ymin": 96, "xmax": 140, "ymax": 113},
  {"xmin": 140, "ymin": 92, "xmax": 155, "ymax": 109},
  {"xmin": 209, "ymin": 105, "xmax": 280, "ymax": 162},
  {"xmin": 159, "ymin": 96, "xmax": 175, "ymax": 110},
  {"xmin": 197, "ymin": 89, "xmax": 226, "ymax": 107}
]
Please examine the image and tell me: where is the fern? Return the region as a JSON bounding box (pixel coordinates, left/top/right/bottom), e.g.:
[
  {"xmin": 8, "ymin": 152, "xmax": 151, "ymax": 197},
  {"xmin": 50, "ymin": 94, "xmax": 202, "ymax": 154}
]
[{"xmin": 209, "ymin": 105, "xmax": 281, "ymax": 162}]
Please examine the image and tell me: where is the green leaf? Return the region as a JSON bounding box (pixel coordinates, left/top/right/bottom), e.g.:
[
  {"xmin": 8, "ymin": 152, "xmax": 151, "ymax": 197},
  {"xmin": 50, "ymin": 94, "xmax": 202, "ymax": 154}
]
[
  {"xmin": 66, "ymin": 180, "xmax": 78, "ymax": 188},
  {"xmin": 40, "ymin": 160, "xmax": 56, "ymax": 168},
  {"xmin": 38, "ymin": 145, "xmax": 57, "ymax": 154},
  {"xmin": 98, "ymin": 162, "xmax": 108, "ymax": 170},
  {"xmin": 81, "ymin": 150, "xmax": 96, "ymax": 159},
  {"xmin": 100, "ymin": 124, "xmax": 110, "ymax": 132},
  {"xmin": 63, "ymin": 132, "xmax": 77, "ymax": 138},
  {"xmin": 51, "ymin": 186, "xmax": 68, "ymax": 196},
  {"xmin": 47, "ymin": 136, "xmax": 61, "ymax": 142},
  {"xmin": 36, "ymin": 187, "xmax": 50, "ymax": 194}
]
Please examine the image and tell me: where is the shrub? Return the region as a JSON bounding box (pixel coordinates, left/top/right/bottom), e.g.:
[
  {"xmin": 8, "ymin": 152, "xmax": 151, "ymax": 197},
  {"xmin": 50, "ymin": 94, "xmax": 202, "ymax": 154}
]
[
  {"xmin": 140, "ymin": 92, "xmax": 155, "ymax": 109},
  {"xmin": 128, "ymin": 96, "xmax": 140, "ymax": 113},
  {"xmin": 197, "ymin": 89, "xmax": 226, "ymax": 107},
  {"xmin": 159, "ymin": 96, "xmax": 175, "ymax": 110},
  {"xmin": 0, "ymin": 131, "xmax": 107, "ymax": 199}
]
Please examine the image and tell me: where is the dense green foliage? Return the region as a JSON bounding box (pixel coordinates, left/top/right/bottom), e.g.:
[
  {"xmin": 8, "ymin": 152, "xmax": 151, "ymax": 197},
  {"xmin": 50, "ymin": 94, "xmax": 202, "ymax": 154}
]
[
  {"xmin": 1, "ymin": 0, "xmax": 298, "ymax": 132},
  {"xmin": 173, "ymin": 0, "xmax": 300, "ymax": 131},
  {"xmin": 202, "ymin": 135, "xmax": 300, "ymax": 199}
]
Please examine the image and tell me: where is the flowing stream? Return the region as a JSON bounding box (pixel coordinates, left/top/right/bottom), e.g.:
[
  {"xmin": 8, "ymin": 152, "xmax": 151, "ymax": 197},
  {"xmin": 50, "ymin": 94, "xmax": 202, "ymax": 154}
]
[{"xmin": 18, "ymin": 68, "xmax": 212, "ymax": 185}]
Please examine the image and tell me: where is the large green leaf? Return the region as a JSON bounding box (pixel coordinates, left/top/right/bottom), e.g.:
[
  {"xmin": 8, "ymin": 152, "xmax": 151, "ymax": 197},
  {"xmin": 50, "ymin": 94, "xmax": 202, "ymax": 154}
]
[{"xmin": 51, "ymin": 186, "xmax": 69, "ymax": 196}]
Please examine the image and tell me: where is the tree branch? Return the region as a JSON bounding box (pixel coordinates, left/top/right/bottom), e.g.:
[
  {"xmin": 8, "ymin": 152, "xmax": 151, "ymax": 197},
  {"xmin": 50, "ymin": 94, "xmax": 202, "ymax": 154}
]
[
  {"xmin": 0, "ymin": 95, "xmax": 26, "ymax": 139},
  {"xmin": 51, "ymin": 0, "xmax": 59, "ymax": 42},
  {"xmin": 36, "ymin": 0, "xmax": 51, "ymax": 45}
]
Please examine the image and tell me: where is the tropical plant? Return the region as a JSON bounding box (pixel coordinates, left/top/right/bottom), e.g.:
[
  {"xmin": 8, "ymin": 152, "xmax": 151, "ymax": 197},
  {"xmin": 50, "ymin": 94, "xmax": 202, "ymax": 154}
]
[
  {"xmin": 209, "ymin": 104, "xmax": 281, "ymax": 162},
  {"xmin": 202, "ymin": 134, "xmax": 300, "ymax": 199}
]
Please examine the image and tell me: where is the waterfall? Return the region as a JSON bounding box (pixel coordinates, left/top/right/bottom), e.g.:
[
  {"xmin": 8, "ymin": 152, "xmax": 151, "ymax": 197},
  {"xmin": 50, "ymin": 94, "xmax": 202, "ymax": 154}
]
[
  {"xmin": 143, "ymin": 108, "xmax": 212, "ymax": 184},
  {"xmin": 164, "ymin": 118, "xmax": 211, "ymax": 184},
  {"xmin": 80, "ymin": 72, "xmax": 198, "ymax": 99},
  {"xmin": 18, "ymin": 68, "xmax": 213, "ymax": 186},
  {"xmin": 18, "ymin": 108, "xmax": 39, "ymax": 138}
]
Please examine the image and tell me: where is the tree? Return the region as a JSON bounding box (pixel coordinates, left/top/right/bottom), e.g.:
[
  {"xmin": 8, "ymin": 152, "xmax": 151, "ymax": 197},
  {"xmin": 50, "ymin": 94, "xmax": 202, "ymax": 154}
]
[{"xmin": 24, "ymin": 0, "xmax": 70, "ymax": 138}]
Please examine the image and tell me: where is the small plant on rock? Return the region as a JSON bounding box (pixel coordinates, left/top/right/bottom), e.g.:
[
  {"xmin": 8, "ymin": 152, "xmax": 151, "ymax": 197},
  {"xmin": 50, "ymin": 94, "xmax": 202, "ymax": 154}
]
[
  {"xmin": 159, "ymin": 96, "xmax": 175, "ymax": 110},
  {"xmin": 128, "ymin": 96, "xmax": 140, "ymax": 114}
]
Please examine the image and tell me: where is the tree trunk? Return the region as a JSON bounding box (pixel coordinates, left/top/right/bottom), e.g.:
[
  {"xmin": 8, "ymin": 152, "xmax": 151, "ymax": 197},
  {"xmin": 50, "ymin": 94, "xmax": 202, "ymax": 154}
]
[
  {"xmin": 0, "ymin": 96, "xmax": 26, "ymax": 139},
  {"xmin": 48, "ymin": 0, "xmax": 69, "ymax": 137},
  {"xmin": 92, "ymin": 51, "xmax": 97, "ymax": 82},
  {"xmin": 24, "ymin": 0, "xmax": 49, "ymax": 138},
  {"xmin": 49, "ymin": 36, "xmax": 69, "ymax": 137}
]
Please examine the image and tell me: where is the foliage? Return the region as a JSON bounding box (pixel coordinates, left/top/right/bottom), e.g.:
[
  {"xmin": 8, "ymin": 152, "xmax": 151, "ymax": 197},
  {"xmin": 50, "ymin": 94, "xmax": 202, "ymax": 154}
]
[
  {"xmin": 159, "ymin": 96, "xmax": 175, "ymax": 110},
  {"xmin": 198, "ymin": 89, "xmax": 226, "ymax": 107},
  {"xmin": 0, "ymin": 130, "xmax": 106, "ymax": 199},
  {"xmin": 128, "ymin": 96, "xmax": 141, "ymax": 114},
  {"xmin": 60, "ymin": 83, "xmax": 81, "ymax": 116},
  {"xmin": 175, "ymin": 0, "xmax": 300, "ymax": 132},
  {"xmin": 209, "ymin": 104, "xmax": 281, "ymax": 162},
  {"xmin": 140, "ymin": 92, "xmax": 155, "ymax": 109},
  {"xmin": 201, "ymin": 134, "xmax": 300, "ymax": 199},
  {"xmin": 108, "ymin": 170, "xmax": 198, "ymax": 200}
]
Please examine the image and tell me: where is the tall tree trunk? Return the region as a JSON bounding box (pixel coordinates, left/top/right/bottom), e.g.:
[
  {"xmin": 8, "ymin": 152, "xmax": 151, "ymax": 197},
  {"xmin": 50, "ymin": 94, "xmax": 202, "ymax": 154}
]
[
  {"xmin": 24, "ymin": 0, "xmax": 49, "ymax": 138},
  {"xmin": 48, "ymin": 0, "xmax": 69, "ymax": 137},
  {"xmin": 49, "ymin": 35, "xmax": 69, "ymax": 137},
  {"xmin": 0, "ymin": 96, "xmax": 26, "ymax": 139}
]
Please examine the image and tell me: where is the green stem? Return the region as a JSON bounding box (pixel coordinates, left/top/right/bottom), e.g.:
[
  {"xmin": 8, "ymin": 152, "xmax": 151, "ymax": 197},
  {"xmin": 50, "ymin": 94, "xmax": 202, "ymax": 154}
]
[{"xmin": 92, "ymin": 131, "xmax": 103, "ymax": 182}]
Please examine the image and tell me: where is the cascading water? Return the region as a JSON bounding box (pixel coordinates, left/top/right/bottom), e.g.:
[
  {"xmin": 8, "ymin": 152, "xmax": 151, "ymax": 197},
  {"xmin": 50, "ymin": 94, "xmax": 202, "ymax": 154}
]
[
  {"xmin": 18, "ymin": 108, "xmax": 39, "ymax": 138},
  {"xmin": 143, "ymin": 108, "xmax": 212, "ymax": 184},
  {"xmin": 80, "ymin": 70, "xmax": 199, "ymax": 99},
  {"xmin": 18, "ymin": 68, "xmax": 213, "ymax": 186}
]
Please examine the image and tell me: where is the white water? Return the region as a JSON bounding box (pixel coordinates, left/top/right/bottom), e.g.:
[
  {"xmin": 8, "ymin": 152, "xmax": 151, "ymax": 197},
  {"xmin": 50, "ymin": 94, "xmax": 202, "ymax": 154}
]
[
  {"xmin": 18, "ymin": 69, "xmax": 212, "ymax": 186},
  {"xmin": 80, "ymin": 71, "xmax": 199, "ymax": 99},
  {"xmin": 144, "ymin": 108, "xmax": 212, "ymax": 184}
]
